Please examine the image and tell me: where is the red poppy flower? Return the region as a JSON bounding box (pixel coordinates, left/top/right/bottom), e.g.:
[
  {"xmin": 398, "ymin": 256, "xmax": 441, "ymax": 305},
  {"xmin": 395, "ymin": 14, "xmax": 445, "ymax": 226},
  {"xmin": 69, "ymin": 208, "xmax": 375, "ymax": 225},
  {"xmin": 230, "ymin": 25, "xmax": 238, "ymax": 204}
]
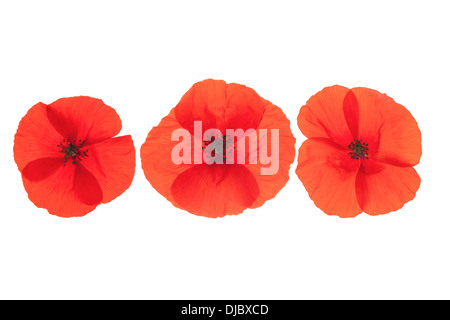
[
  {"xmin": 14, "ymin": 96, "xmax": 136, "ymax": 217},
  {"xmin": 296, "ymin": 85, "xmax": 421, "ymax": 217},
  {"xmin": 141, "ymin": 79, "xmax": 296, "ymax": 218}
]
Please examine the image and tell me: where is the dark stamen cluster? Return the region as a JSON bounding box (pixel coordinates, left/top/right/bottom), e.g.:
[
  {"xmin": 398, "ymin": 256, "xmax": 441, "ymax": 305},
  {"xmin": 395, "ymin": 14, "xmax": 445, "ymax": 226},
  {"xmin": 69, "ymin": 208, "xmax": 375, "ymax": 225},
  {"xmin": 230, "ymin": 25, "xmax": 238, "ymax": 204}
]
[
  {"xmin": 57, "ymin": 139, "xmax": 89, "ymax": 166},
  {"xmin": 203, "ymin": 134, "xmax": 234, "ymax": 162},
  {"xmin": 348, "ymin": 138, "xmax": 369, "ymax": 160}
]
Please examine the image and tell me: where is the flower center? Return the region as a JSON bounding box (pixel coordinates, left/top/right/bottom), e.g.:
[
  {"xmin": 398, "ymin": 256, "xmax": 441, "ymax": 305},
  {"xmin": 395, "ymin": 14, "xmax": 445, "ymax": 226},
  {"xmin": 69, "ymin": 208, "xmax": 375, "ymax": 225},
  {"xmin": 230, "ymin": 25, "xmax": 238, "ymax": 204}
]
[
  {"xmin": 348, "ymin": 138, "xmax": 369, "ymax": 160},
  {"xmin": 203, "ymin": 134, "xmax": 234, "ymax": 162},
  {"xmin": 57, "ymin": 139, "xmax": 89, "ymax": 166}
]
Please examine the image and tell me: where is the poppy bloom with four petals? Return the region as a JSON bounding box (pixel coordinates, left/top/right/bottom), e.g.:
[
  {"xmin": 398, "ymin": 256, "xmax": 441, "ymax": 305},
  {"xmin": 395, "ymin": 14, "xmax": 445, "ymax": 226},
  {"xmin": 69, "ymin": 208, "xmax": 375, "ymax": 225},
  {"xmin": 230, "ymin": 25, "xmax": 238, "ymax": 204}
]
[
  {"xmin": 14, "ymin": 96, "xmax": 136, "ymax": 217},
  {"xmin": 296, "ymin": 85, "xmax": 421, "ymax": 217},
  {"xmin": 141, "ymin": 79, "xmax": 296, "ymax": 218}
]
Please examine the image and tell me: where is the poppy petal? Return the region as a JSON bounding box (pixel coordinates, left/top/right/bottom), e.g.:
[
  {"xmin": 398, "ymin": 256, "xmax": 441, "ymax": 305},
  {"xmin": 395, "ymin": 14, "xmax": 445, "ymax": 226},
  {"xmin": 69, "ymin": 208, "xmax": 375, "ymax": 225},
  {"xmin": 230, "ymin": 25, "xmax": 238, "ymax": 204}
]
[
  {"xmin": 73, "ymin": 164, "xmax": 103, "ymax": 206},
  {"xmin": 14, "ymin": 102, "xmax": 64, "ymax": 171},
  {"xmin": 350, "ymin": 87, "xmax": 422, "ymax": 166},
  {"xmin": 22, "ymin": 163, "xmax": 100, "ymax": 217},
  {"xmin": 298, "ymin": 85, "xmax": 354, "ymax": 147},
  {"xmin": 223, "ymin": 82, "xmax": 266, "ymax": 131},
  {"xmin": 140, "ymin": 109, "xmax": 195, "ymax": 205},
  {"xmin": 344, "ymin": 87, "xmax": 384, "ymax": 148},
  {"xmin": 174, "ymin": 79, "xmax": 265, "ymax": 134},
  {"xmin": 342, "ymin": 89, "xmax": 359, "ymax": 138},
  {"xmin": 243, "ymin": 102, "xmax": 296, "ymax": 208},
  {"xmin": 355, "ymin": 160, "xmax": 421, "ymax": 215},
  {"xmin": 22, "ymin": 157, "xmax": 63, "ymax": 182},
  {"xmin": 170, "ymin": 164, "xmax": 259, "ymax": 218},
  {"xmin": 78, "ymin": 135, "xmax": 136, "ymax": 204},
  {"xmin": 175, "ymin": 79, "xmax": 227, "ymax": 134},
  {"xmin": 46, "ymin": 96, "xmax": 122, "ymax": 145},
  {"xmin": 296, "ymin": 138, "xmax": 362, "ymax": 217},
  {"xmin": 377, "ymin": 96, "xmax": 421, "ymax": 166}
]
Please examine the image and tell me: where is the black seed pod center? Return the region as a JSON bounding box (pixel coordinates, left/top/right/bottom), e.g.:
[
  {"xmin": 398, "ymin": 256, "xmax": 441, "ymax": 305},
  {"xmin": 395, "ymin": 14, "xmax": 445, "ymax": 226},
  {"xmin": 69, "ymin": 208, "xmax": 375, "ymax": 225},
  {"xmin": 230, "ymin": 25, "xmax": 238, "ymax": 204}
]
[
  {"xmin": 348, "ymin": 138, "xmax": 369, "ymax": 160},
  {"xmin": 57, "ymin": 139, "xmax": 89, "ymax": 166}
]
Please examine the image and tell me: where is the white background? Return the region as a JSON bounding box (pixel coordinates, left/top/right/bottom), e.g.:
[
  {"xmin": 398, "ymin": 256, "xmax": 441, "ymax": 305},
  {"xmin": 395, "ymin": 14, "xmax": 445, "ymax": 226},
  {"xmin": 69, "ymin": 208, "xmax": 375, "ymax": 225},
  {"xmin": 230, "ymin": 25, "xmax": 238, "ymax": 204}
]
[{"xmin": 1, "ymin": 0, "xmax": 449, "ymax": 300}]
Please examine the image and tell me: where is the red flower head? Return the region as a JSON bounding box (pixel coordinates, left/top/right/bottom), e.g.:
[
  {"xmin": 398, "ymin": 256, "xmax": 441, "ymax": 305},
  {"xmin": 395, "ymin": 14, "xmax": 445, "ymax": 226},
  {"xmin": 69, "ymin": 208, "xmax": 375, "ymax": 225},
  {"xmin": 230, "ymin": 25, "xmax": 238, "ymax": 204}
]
[
  {"xmin": 14, "ymin": 96, "xmax": 136, "ymax": 217},
  {"xmin": 296, "ymin": 86, "xmax": 422, "ymax": 217},
  {"xmin": 141, "ymin": 79, "xmax": 296, "ymax": 218}
]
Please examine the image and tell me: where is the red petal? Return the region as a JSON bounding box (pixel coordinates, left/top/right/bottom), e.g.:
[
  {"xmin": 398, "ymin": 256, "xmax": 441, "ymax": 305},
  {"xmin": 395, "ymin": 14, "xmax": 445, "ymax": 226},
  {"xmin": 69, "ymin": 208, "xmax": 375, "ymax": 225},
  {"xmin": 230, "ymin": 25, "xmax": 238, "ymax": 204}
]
[
  {"xmin": 223, "ymin": 82, "xmax": 266, "ymax": 131},
  {"xmin": 346, "ymin": 87, "xmax": 386, "ymax": 151},
  {"xmin": 73, "ymin": 164, "xmax": 103, "ymax": 206},
  {"xmin": 349, "ymin": 87, "xmax": 422, "ymax": 166},
  {"xmin": 174, "ymin": 79, "xmax": 265, "ymax": 134},
  {"xmin": 14, "ymin": 102, "xmax": 64, "ymax": 171},
  {"xmin": 140, "ymin": 109, "xmax": 195, "ymax": 206},
  {"xmin": 298, "ymin": 85, "xmax": 354, "ymax": 147},
  {"xmin": 296, "ymin": 138, "xmax": 362, "ymax": 217},
  {"xmin": 22, "ymin": 157, "xmax": 63, "ymax": 182},
  {"xmin": 170, "ymin": 164, "xmax": 260, "ymax": 218},
  {"xmin": 343, "ymin": 89, "xmax": 359, "ymax": 138},
  {"xmin": 79, "ymin": 136, "xmax": 135, "ymax": 204},
  {"xmin": 22, "ymin": 164, "xmax": 99, "ymax": 217},
  {"xmin": 359, "ymin": 157, "xmax": 384, "ymax": 175},
  {"xmin": 46, "ymin": 96, "xmax": 122, "ymax": 145},
  {"xmin": 243, "ymin": 102, "xmax": 296, "ymax": 208},
  {"xmin": 355, "ymin": 160, "xmax": 421, "ymax": 215},
  {"xmin": 376, "ymin": 98, "xmax": 421, "ymax": 166},
  {"xmin": 175, "ymin": 79, "xmax": 227, "ymax": 134}
]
